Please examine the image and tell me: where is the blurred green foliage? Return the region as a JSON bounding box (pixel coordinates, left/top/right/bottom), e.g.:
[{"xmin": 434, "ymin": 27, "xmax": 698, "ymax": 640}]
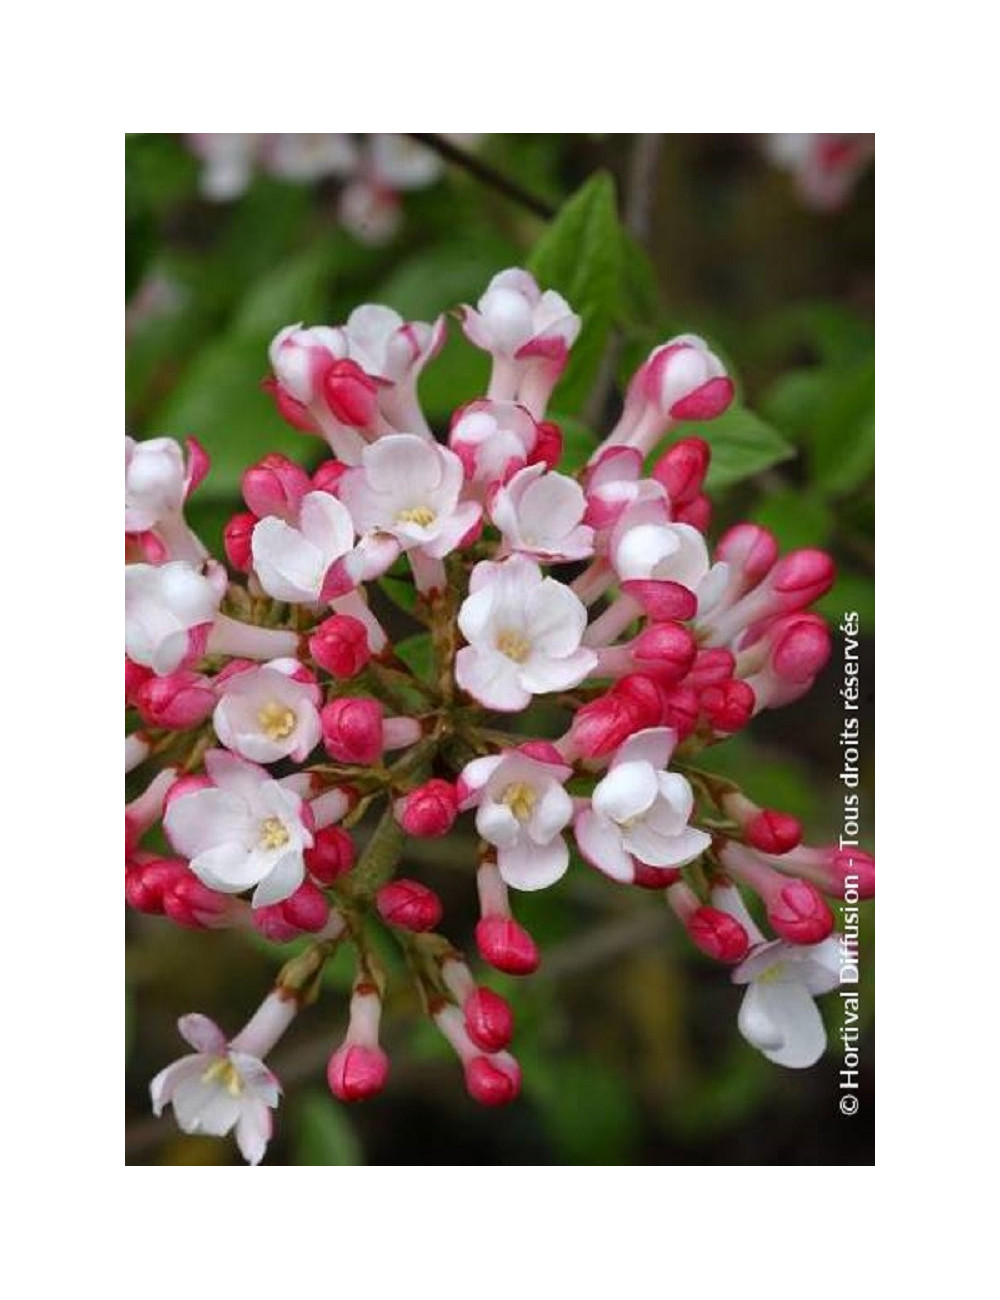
[{"xmin": 126, "ymin": 134, "xmax": 874, "ymax": 1166}]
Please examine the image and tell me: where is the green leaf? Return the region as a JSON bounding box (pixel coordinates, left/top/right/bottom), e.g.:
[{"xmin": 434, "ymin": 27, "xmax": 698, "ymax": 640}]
[
  {"xmin": 809, "ymin": 360, "xmax": 875, "ymax": 496},
  {"xmin": 528, "ymin": 172, "xmax": 624, "ymax": 414},
  {"xmin": 699, "ymin": 404, "xmax": 795, "ymax": 490},
  {"xmin": 752, "ymin": 489, "xmax": 834, "ymax": 552},
  {"xmin": 395, "ymin": 632, "xmax": 433, "ymax": 683},
  {"xmin": 377, "ymin": 573, "xmax": 418, "ymax": 614},
  {"xmin": 376, "ymin": 237, "xmax": 520, "ymax": 321},
  {"xmin": 816, "ymin": 571, "xmax": 875, "ymax": 635},
  {"xmin": 525, "ymin": 1056, "xmax": 641, "ymax": 1164},
  {"xmin": 231, "ymin": 242, "xmax": 341, "ymax": 340},
  {"xmin": 293, "ymin": 1091, "xmax": 364, "ymax": 1165}
]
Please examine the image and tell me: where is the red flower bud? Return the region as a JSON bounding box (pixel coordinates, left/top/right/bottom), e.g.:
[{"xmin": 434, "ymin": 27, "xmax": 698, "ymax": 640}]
[
  {"xmin": 651, "ymin": 437, "xmax": 710, "ymax": 505},
  {"xmin": 829, "ymin": 848, "xmax": 875, "ymax": 899},
  {"xmin": 320, "ymin": 697, "xmax": 383, "ymax": 765},
  {"xmin": 716, "ymin": 524, "xmax": 778, "ymax": 584},
  {"xmin": 463, "ymin": 988, "xmax": 515, "ymax": 1053},
  {"xmin": 768, "ymin": 880, "xmax": 834, "ymax": 945},
  {"xmin": 771, "ymin": 549, "xmax": 836, "ymax": 603},
  {"xmin": 322, "ymin": 359, "xmax": 379, "ymax": 428},
  {"xmin": 309, "ymin": 614, "xmax": 371, "ymax": 679},
  {"xmin": 305, "ymin": 825, "xmax": 356, "ymax": 884},
  {"xmin": 223, "ymin": 511, "xmax": 257, "ymax": 573},
  {"xmin": 395, "ymin": 779, "xmax": 458, "ymax": 838},
  {"xmin": 312, "ymin": 459, "xmax": 349, "ymax": 496},
  {"xmin": 475, "ymin": 917, "xmax": 540, "ymax": 975},
  {"xmin": 746, "ymin": 810, "xmax": 803, "ymax": 855},
  {"xmin": 633, "ymin": 862, "xmax": 682, "ymax": 890},
  {"xmin": 135, "ymin": 670, "xmax": 215, "ymax": 731},
  {"xmin": 376, "ymin": 879, "xmax": 443, "ymax": 932},
  {"xmin": 659, "ymin": 685, "xmax": 700, "ymax": 739},
  {"xmin": 241, "ymin": 453, "xmax": 310, "ymax": 521},
  {"xmin": 464, "ymin": 1055, "xmax": 522, "ymax": 1106},
  {"xmin": 701, "ymin": 679, "xmax": 755, "ymax": 733},
  {"xmin": 631, "ymin": 622, "xmax": 697, "ymax": 683},
  {"xmin": 613, "ymin": 673, "xmax": 667, "ymax": 724},
  {"xmin": 327, "ymin": 1044, "xmax": 389, "ymax": 1102},
  {"xmin": 262, "ymin": 377, "xmax": 318, "ymax": 433},
  {"xmin": 530, "ymin": 420, "xmax": 563, "ymax": 470},
  {"xmin": 686, "ymin": 906, "xmax": 750, "ymax": 963},
  {"xmin": 125, "ymin": 858, "xmax": 187, "ymax": 914},
  {"xmin": 282, "ymin": 879, "xmax": 331, "ymax": 932},
  {"xmin": 673, "ymin": 493, "xmax": 711, "ymax": 532}
]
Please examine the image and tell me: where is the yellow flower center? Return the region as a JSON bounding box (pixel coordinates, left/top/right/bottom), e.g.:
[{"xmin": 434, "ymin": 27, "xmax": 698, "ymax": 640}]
[
  {"xmin": 497, "ymin": 629, "xmax": 530, "ymax": 662},
  {"xmin": 259, "ymin": 816, "xmax": 290, "ymax": 850},
  {"xmin": 257, "ymin": 700, "xmax": 297, "ymax": 741},
  {"xmin": 758, "ymin": 963, "xmax": 786, "ymax": 985},
  {"xmin": 201, "ymin": 1057, "xmax": 244, "ymax": 1096},
  {"xmin": 502, "ymin": 781, "xmax": 537, "ymax": 822},
  {"xmin": 396, "ymin": 505, "xmax": 437, "ymax": 527}
]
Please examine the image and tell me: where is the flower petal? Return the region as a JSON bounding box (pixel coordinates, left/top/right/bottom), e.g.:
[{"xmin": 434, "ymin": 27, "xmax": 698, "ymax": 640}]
[
  {"xmin": 574, "ymin": 809, "xmax": 633, "ymax": 882},
  {"xmin": 498, "ymin": 836, "xmax": 569, "ymax": 892}
]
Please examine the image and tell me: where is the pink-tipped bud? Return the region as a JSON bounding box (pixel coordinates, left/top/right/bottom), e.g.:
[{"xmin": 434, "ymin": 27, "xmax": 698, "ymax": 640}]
[
  {"xmin": 631, "ymin": 622, "xmax": 698, "ymax": 683},
  {"xmin": 396, "ymin": 779, "xmax": 458, "ymax": 838},
  {"xmin": 322, "ymin": 359, "xmax": 379, "ymax": 428},
  {"xmin": 622, "ymin": 578, "xmax": 698, "ymax": 622},
  {"xmin": 685, "ymin": 648, "xmax": 736, "ymax": 689},
  {"xmin": 309, "ymin": 614, "xmax": 371, "ymax": 679},
  {"xmin": 686, "ymin": 906, "xmax": 750, "ymax": 963},
  {"xmin": 463, "ymin": 988, "xmax": 515, "ymax": 1053},
  {"xmin": 282, "ymin": 879, "xmax": 331, "ymax": 932},
  {"xmin": 312, "ymin": 459, "xmax": 349, "ymax": 496},
  {"xmin": 125, "ymin": 657, "xmax": 153, "ymax": 705},
  {"xmin": 305, "ymin": 824, "xmax": 356, "ymax": 884},
  {"xmin": 701, "ymin": 679, "xmax": 755, "ymax": 733},
  {"xmin": 476, "ymin": 917, "xmax": 540, "ymax": 975},
  {"xmin": 640, "ymin": 339, "xmax": 734, "ymax": 420},
  {"xmin": 746, "ymin": 810, "xmax": 803, "ymax": 855},
  {"xmin": 673, "ymin": 493, "xmax": 711, "ymax": 532},
  {"xmin": 613, "ymin": 673, "xmax": 667, "ymax": 724},
  {"xmin": 828, "ymin": 848, "xmax": 875, "ymax": 899},
  {"xmin": 326, "ymin": 1044, "xmax": 389, "ymax": 1102},
  {"xmin": 125, "ymin": 858, "xmax": 187, "ymax": 914},
  {"xmin": 464, "ymin": 1054, "xmax": 522, "ymax": 1106},
  {"xmin": 633, "ymin": 862, "xmax": 682, "ymax": 890},
  {"xmin": 320, "ymin": 696, "xmax": 384, "ymax": 765},
  {"xmin": 770, "ymin": 549, "xmax": 836, "ymax": 604},
  {"xmin": 652, "ymin": 437, "xmax": 710, "ymax": 505},
  {"xmin": 376, "ymin": 879, "xmax": 443, "ymax": 932},
  {"xmin": 768, "ymin": 879, "xmax": 834, "ymax": 945},
  {"xmin": 135, "ymin": 670, "xmax": 215, "ymax": 731},
  {"xmin": 262, "ymin": 377, "xmax": 318, "ymax": 433},
  {"xmin": 241, "ymin": 453, "xmax": 310, "ymax": 521},
  {"xmin": 223, "ymin": 511, "xmax": 257, "ymax": 572},
  {"xmin": 771, "ymin": 615, "xmax": 832, "ymax": 682},
  {"xmin": 570, "ymin": 693, "xmax": 642, "ymax": 759},
  {"xmin": 518, "ymin": 739, "xmax": 565, "ymax": 765},
  {"xmin": 716, "ymin": 524, "xmax": 778, "ymax": 585},
  {"xmin": 659, "ymin": 685, "xmax": 700, "ymax": 739},
  {"xmin": 530, "ymin": 420, "xmax": 563, "ymax": 470},
  {"xmin": 162, "ymin": 871, "xmax": 230, "ymax": 929}
]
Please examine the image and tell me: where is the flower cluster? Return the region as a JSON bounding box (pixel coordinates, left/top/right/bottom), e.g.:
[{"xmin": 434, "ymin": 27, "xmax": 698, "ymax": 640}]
[
  {"xmin": 126, "ymin": 266, "xmax": 873, "ymax": 1163},
  {"xmin": 765, "ymin": 134, "xmax": 875, "ymax": 211},
  {"xmin": 186, "ymin": 133, "xmax": 478, "ymax": 244}
]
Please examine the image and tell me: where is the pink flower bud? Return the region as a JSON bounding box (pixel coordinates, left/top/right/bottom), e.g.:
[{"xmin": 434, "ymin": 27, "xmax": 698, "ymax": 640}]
[
  {"xmin": 570, "ymin": 693, "xmax": 642, "ymax": 759},
  {"xmin": 768, "ymin": 879, "xmax": 834, "ymax": 944},
  {"xmin": 320, "ymin": 697, "xmax": 384, "ymax": 765},
  {"xmin": 135, "ymin": 670, "xmax": 215, "ymax": 730},
  {"xmin": 464, "ymin": 1054, "xmax": 522, "ymax": 1106},
  {"xmin": 518, "ymin": 740, "xmax": 565, "ymax": 764},
  {"xmin": 312, "ymin": 459, "xmax": 349, "ymax": 496},
  {"xmin": 746, "ymin": 810, "xmax": 803, "ymax": 855},
  {"xmin": 613, "ymin": 673, "xmax": 667, "ymax": 724},
  {"xmin": 529, "ymin": 420, "xmax": 563, "ymax": 470},
  {"xmin": 242, "ymin": 453, "xmax": 311, "ymax": 521},
  {"xmin": 252, "ymin": 907, "xmax": 302, "ymax": 944},
  {"xmin": 322, "ymin": 359, "xmax": 379, "ymax": 428},
  {"xmin": 701, "ymin": 679, "xmax": 755, "ymax": 733},
  {"xmin": 659, "ymin": 685, "xmax": 700, "ymax": 739},
  {"xmin": 309, "ymin": 614, "xmax": 371, "ymax": 679},
  {"xmin": 673, "ymin": 493, "xmax": 711, "ymax": 532},
  {"xmin": 162, "ymin": 871, "xmax": 231, "ymax": 929},
  {"xmin": 463, "ymin": 988, "xmax": 515, "ymax": 1053},
  {"xmin": 651, "ymin": 437, "xmax": 711, "ymax": 505},
  {"xmin": 262, "ymin": 377, "xmax": 318, "ymax": 433},
  {"xmin": 223, "ymin": 511, "xmax": 257, "ymax": 572},
  {"xmin": 622, "ymin": 579, "xmax": 698, "ymax": 622},
  {"xmin": 686, "ymin": 906, "xmax": 750, "ymax": 963},
  {"xmin": 476, "ymin": 917, "xmax": 540, "ymax": 975},
  {"xmin": 305, "ymin": 824, "xmax": 356, "ymax": 884},
  {"xmin": 327, "ymin": 1044, "xmax": 390, "ymax": 1102},
  {"xmin": 376, "ymin": 879, "xmax": 443, "ymax": 932},
  {"xmin": 716, "ymin": 524, "xmax": 778, "ymax": 585},
  {"xmin": 125, "ymin": 858, "xmax": 187, "ymax": 914},
  {"xmin": 828, "ymin": 848, "xmax": 875, "ymax": 899},
  {"xmin": 395, "ymin": 779, "xmax": 458, "ymax": 838},
  {"xmin": 282, "ymin": 880, "xmax": 331, "ymax": 932},
  {"xmin": 631, "ymin": 622, "xmax": 698, "ymax": 683},
  {"xmin": 685, "ymin": 648, "xmax": 735, "ymax": 689},
  {"xmin": 771, "ymin": 549, "xmax": 836, "ymax": 604},
  {"xmin": 770, "ymin": 615, "xmax": 832, "ymax": 682},
  {"xmin": 125, "ymin": 657, "xmax": 153, "ymax": 705},
  {"xmin": 640, "ymin": 339, "xmax": 734, "ymax": 420}
]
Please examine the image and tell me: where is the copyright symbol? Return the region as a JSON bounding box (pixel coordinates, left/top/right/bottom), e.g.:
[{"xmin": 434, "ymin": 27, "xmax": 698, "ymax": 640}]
[{"xmin": 840, "ymin": 1093, "xmax": 859, "ymax": 1116}]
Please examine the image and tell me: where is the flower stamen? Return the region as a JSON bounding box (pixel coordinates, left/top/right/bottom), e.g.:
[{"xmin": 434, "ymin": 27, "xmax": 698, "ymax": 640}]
[{"xmin": 257, "ymin": 701, "xmax": 297, "ymax": 740}]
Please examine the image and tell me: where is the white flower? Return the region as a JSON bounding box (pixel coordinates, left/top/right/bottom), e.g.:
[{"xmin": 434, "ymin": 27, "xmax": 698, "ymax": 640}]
[
  {"xmin": 458, "ymin": 749, "xmax": 574, "ymax": 890},
  {"xmin": 164, "ymin": 749, "xmax": 313, "ymax": 907},
  {"xmin": 213, "ymin": 659, "xmax": 322, "ymax": 764},
  {"xmin": 125, "ymin": 561, "xmax": 222, "ymax": 675},
  {"xmin": 449, "ymin": 400, "xmax": 540, "ymax": 489},
  {"xmin": 712, "ymin": 883, "xmax": 841, "ymax": 1068},
  {"xmin": 574, "ymin": 728, "xmax": 710, "ymax": 882},
  {"xmin": 491, "ymin": 464, "xmax": 594, "ymax": 562},
  {"xmin": 339, "ymin": 304, "xmax": 443, "ymax": 387},
  {"xmin": 251, "ymin": 490, "xmax": 357, "ymax": 603},
  {"xmin": 610, "ymin": 499, "xmax": 710, "ymax": 587},
  {"xmin": 367, "ymin": 134, "xmax": 442, "ymax": 190},
  {"xmin": 266, "ymin": 133, "xmax": 358, "ymax": 182},
  {"xmin": 125, "ymin": 436, "xmax": 186, "ymax": 532},
  {"xmin": 339, "ymin": 434, "xmax": 481, "ymax": 559},
  {"xmin": 150, "ymin": 1013, "xmax": 281, "ymax": 1165},
  {"xmin": 461, "ymin": 267, "xmax": 580, "ymax": 361},
  {"xmin": 455, "ymin": 555, "xmax": 597, "ymax": 712}
]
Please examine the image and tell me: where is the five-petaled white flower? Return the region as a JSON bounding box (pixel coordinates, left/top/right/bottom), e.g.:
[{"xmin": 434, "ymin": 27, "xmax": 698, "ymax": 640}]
[
  {"xmin": 164, "ymin": 749, "xmax": 313, "ymax": 907},
  {"xmin": 712, "ymin": 883, "xmax": 841, "ymax": 1068},
  {"xmin": 339, "ymin": 434, "xmax": 481, "ymax": 559},
  {"xmin": 125, "ymin": 560, "xmax": 223, "ymax": 675},
  {"xmin": 574, "ymin": 728, "xmax": 710, "ymax": 882},
  {"xmin": 458, "ymin": 749, "xmax": 574, "ymax": 890},
  {"xmin": 491, "ymin": 463, "xmax": 594, "ymax": 563},
  {"xmin": 150, "ymin": 1013, "xmax": 281, "ymax": 1165},
  {"xmin": 213, "ymin": 659, "xmax": 322, "ymax": 764},
  {"xmin": 455, "ymin": 555, "xmax": 597, "ymax": 712},
  {"xmin": 251, "ymin": 490, "xmax": 357, "ymax": 604}
]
